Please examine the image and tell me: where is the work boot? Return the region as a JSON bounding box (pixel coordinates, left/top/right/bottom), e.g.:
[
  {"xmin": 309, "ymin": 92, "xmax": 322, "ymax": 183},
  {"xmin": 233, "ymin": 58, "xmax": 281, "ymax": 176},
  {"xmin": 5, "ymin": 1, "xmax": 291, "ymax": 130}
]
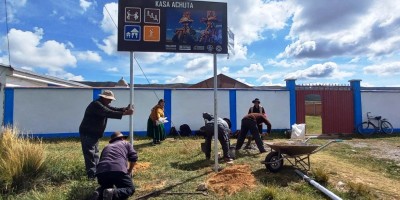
[
  {"xmin": 103, "ymin": 188, "xmax": 114, "ymax": 200},
  {"xmin": 224, "ymin": 157, "xmax": 234, "ymax": 164}
]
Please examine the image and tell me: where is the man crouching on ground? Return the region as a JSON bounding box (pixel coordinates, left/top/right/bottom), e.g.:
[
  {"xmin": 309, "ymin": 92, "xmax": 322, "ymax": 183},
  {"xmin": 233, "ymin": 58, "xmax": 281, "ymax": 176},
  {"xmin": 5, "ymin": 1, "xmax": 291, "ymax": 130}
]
[{"xmin": 92, "ymin": 132, "xmax": 138, "ymax": 200}]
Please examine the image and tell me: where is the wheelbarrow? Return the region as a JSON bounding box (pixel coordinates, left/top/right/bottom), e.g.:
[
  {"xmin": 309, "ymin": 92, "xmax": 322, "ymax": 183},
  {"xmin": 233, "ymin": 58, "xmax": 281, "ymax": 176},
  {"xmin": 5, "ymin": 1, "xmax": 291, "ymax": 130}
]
[{"xmin": 261, "ymin": 138, "xmax": 342, "ymax": 172}]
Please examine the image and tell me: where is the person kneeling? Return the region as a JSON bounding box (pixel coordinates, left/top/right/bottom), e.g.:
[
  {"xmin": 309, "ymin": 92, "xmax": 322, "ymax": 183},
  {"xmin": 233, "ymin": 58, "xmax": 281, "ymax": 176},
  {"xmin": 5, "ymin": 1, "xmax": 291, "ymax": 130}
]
[{"xmin": 93, "ymin": 132, "xmax": 138, "ymax": 200}]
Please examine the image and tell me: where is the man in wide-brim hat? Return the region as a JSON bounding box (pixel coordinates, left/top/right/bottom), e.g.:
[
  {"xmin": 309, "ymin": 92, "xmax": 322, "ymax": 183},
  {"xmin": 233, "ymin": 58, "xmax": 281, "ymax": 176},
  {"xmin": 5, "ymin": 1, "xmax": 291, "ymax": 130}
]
[
  {"xmin": 79, "ymin": 90, "xmax": 134, "ymax": 180},
  {"xmin": 93, "ymin": 131, "xmax": 138, "ymax": 200},
  {"xmin": 246, "ymin": 98, "xmax": 268, "ymax": 149}
]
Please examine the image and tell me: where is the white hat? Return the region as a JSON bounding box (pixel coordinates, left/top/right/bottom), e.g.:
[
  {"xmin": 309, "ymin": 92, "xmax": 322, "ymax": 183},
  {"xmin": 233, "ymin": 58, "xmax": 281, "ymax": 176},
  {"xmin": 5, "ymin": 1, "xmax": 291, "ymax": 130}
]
[{"xmin": 99, "ymin": 90, "xmax": 116, "ymax": 100}]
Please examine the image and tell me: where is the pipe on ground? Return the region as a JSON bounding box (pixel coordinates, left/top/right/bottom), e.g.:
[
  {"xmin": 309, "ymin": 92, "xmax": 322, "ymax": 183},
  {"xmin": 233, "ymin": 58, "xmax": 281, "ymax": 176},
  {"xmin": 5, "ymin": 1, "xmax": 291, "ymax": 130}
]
[{"xmin": 295, "ymin": 169, "xmax": 342, "ymax": 200}]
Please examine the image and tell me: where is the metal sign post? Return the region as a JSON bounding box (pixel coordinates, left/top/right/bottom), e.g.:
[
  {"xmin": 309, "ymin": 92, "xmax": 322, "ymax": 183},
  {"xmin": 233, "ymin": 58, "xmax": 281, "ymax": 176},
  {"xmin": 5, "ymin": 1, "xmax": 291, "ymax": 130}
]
[
  {"xmin": 213, "ymin": 53, "xmax": 219, "ymax": 171},
  {"xmin": 129, "ymin": 51, "xmax": 134, "ymax": 144}
]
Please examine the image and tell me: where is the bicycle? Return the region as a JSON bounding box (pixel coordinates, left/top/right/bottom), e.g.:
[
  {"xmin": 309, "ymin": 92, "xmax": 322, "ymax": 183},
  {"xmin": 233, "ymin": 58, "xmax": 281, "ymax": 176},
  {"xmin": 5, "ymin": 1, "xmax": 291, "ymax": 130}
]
[{"xmin": 357, "ymin": 112, "xmax": 393, "ymax": 135}]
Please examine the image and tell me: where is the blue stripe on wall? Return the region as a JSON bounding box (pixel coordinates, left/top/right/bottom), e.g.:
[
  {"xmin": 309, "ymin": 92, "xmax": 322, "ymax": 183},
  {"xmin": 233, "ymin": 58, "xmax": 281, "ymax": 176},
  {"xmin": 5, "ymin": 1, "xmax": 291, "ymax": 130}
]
[
  {"xmin": 350, "ymin": 80, "xmax": 362, "ymax": 130},
  {"xmin": 27, "ymin": 131, "xmax": 148, "ymax": 139},
  {"xmin": 93, "ymin": 89, "xmax": 102, "ymax": 101},
  {"xmin": 229, "ymin": 90, "xmax": 237, "ymax": 131},
  {"xmin": 4, "ymin": 88, "xmax": 14, "ymax": 126},
  {"xmin": 286, "ymin": 79, "xmax": 296, "ymax": 126},
  {"xmin": 164, "ymin": 89, "xmax": 172, "ymax": 134}
]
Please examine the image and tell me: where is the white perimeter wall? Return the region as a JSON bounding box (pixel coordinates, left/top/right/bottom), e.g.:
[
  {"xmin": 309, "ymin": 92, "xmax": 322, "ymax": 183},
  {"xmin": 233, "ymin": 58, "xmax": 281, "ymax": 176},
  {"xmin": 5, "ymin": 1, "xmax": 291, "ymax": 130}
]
[
  {"xmin": 8, "ymin": 88, "xmax": 291, "ymax": 136},
  {"xmin": 171, "ymin": 89, "xmax": 230, "ymax": 131},
  {"xmin": 13, "ymin": 88, "xmax": 91, "ymax": 134},
  {"xmin": 361, "ymin": 91, "xmax": 400, "ymax": 128},
  {"xmin": 236, "ymin": 90, "xmax": 290, "ymax": 129}
]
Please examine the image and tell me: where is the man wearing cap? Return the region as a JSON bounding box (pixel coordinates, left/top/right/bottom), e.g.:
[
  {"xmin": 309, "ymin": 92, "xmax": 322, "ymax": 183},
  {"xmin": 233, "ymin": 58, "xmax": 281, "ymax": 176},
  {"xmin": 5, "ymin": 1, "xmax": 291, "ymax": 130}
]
[
  {"xmin": 246, "ymin": 98, "xmax": 267, "ymax": 149},
  {"xmin": 201, "ymin": 113, "xmax": 233, "ymax": 163},
  {"xmin": 92, "ymin": 132, "xmax": 138, "ymax": 200},
  {"xmin": 79, "ymin": 90, "xmax": 133, "ymax": 180}
]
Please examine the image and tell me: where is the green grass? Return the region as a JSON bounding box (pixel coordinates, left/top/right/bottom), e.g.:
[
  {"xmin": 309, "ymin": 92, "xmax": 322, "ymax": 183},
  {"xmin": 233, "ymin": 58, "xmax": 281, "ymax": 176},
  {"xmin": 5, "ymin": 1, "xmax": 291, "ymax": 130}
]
[
  {"xmin": 1, "ymin": 130, "xmax": 399, "ymax": 200},
  {"xmin": 305, "ymin": 115, "xmax": 322, "ymax": 134}
]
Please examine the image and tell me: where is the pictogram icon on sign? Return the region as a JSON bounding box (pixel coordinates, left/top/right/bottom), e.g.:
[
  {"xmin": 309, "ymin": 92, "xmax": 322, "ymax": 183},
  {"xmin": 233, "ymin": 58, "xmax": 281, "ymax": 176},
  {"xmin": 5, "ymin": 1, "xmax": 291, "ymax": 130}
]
[
  {"xmin": 143, "ymin": 26, "xmax": 160, "ymax": 42},
  {"xmin": 125, "ymin": 7, "xmax": 141, "ymax": 23},
  {"xmin": 144, "ymin": 8, "xmax": 160, "ymax": 24},
  {"xmin": 124, "ymin": 25, "xmax": 141, "ymax": 41}
]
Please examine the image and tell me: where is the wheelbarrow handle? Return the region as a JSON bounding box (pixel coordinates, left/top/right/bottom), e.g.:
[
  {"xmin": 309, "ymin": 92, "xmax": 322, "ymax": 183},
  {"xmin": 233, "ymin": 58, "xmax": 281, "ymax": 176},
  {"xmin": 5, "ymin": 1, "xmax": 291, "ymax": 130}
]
[{"xmin": 312, "ymin": 139, "xmax": 342, "ymax": 154}]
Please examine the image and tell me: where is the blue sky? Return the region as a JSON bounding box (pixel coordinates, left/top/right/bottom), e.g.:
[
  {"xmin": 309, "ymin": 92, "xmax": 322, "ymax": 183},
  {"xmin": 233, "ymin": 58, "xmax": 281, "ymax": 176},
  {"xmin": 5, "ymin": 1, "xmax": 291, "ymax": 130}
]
[{"xmin": 1, "ymin": 0, "xmax": 400, "ymax": 87}]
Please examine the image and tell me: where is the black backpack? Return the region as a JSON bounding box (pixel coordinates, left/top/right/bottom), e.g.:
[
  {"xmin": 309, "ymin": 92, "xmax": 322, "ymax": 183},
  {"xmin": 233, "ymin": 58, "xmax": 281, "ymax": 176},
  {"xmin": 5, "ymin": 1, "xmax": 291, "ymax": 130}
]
[
  {"xmin": 169, "ymin": 126, "xmax": 178, "ymax": 137},
  {"xmin": 179, "ymin": 124, "xmax": 192, "ymax": 137}
]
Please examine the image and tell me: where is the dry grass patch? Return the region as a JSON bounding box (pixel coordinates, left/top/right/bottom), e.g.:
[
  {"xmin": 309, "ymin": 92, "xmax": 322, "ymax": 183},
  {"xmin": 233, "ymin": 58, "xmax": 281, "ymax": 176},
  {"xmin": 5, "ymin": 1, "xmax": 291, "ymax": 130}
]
[{"xmin": 0, "ymin": 127, "xmax": 46, "ymax": 193}]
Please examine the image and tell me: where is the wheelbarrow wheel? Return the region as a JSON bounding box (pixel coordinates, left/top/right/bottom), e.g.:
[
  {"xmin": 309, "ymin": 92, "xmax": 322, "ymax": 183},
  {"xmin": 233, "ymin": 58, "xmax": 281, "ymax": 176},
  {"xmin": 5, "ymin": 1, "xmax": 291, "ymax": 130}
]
[{"xmin": 264, "ymin": 152, "xmax": 283, "ymax": 173}]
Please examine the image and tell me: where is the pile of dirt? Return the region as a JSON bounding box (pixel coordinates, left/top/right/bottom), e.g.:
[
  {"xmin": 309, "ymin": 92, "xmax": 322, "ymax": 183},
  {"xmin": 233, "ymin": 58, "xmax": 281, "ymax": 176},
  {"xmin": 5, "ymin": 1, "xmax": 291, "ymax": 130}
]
[
  {"xmin": 206, "ymin": 164, "xmax": 256, "ymax": 196},
  {"xmin": 134, "ymin": 162, "xmax": 151, "ymax": 172}
]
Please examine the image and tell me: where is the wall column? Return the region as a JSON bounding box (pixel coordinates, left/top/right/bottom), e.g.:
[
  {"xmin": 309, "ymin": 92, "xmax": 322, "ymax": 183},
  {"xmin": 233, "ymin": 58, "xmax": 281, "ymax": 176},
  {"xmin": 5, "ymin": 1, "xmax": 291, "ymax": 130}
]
[
  {"xmin": 349, "ymin": 79, "xmax": 362, "ymax": 131},
  {"xmin": 285, "ymin": 79, "xmax": 296, "ymax": 126},
  {"xmin": 164, "ymin": 89, "xmax": 172, "ymax": 134},
  {"xmin": 229, "ymin": 90, "xmax": 237, "ymax": 131}
]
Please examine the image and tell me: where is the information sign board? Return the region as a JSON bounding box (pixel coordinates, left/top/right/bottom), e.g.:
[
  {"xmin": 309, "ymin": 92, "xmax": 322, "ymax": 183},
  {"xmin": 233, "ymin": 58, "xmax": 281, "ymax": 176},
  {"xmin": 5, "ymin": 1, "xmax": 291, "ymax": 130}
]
[{"xmin": 118, "ymin": 0, "xmax": 228, "ymax": 54}]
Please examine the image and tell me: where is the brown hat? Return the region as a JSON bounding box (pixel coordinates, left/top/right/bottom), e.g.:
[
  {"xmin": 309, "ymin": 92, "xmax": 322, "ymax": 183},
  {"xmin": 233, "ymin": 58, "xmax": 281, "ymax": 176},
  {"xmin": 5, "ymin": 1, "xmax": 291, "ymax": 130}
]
[
  {"xmin": 99, "ymin": 90, "xmax": 116, "ymax": 100},
  {"xmin": 252, "ymin": 98, "xmax": 260, "ymax": 103},
  {"xmin": 109, "ymin": 132, "xmax": 128, "ymax": 143}
]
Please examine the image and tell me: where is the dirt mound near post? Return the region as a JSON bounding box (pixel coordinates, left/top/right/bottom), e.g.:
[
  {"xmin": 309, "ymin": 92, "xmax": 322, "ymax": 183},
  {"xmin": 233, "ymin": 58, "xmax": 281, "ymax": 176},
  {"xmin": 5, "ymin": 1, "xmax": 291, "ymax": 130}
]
[
  {"xmin": 206, "ymin": 164, "xmax": 256, "ymax": 196},
  {"xmin": 134, "ymin": 162, "xmax": 151, "ymax": 172}
]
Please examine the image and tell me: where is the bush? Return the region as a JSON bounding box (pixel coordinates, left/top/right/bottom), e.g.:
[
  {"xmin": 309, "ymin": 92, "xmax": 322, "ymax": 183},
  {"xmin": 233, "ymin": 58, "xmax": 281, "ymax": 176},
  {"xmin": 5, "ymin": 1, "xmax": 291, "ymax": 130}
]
[
  {"xmin": 0, "ymin": 127, "xmax": 46, "ymax": 193},
  {"xmin": 311, "ymin": 167, "xmax": 330, "ymax": 184}
]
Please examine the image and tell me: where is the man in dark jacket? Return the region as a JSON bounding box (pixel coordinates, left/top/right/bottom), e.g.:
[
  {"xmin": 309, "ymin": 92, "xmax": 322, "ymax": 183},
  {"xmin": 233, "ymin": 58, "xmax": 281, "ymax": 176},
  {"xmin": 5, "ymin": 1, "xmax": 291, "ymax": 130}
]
[
  {"xmin": 201, "ymin": 113, "xmax": 233, "ymax": 163},
  {"xmin": 79, "ymin": 90, "xmax": 133, "ymax": 179},
  {"xmin": 236, "ymin": 113, "xmax": 272, "ymax": 153},
  {"xmin": 245, "ymin": 98, "xmax": 267, "ymax": 149},
  {"xmin": 93, "ymin": 132, "xmax": 138, "ymax": 200}
]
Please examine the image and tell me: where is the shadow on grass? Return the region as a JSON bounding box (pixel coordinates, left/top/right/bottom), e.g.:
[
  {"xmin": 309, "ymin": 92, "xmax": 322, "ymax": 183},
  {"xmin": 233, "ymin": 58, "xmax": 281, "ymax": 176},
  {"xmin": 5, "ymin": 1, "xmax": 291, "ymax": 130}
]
[
  {"xmin": 253, "ymin": 167, "xmax": 301, "ymax": 187},
  {"xmin": 170, "ymin": 159, "xmax": 212, "ymax": 171},
  {"xmin": 134, "ymin": 172, "xmax": 211, "ymax": 200}
]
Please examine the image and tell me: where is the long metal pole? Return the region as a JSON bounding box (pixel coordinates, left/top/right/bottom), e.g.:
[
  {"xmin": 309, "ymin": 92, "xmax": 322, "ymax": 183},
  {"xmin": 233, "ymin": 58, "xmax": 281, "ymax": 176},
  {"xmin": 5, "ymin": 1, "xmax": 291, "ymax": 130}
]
[
  {"xmin": 295, "ymin": 170, "xmax": 342, "ymax": 200},
  {"xmin": 213, "ymin": 53, "xmax": 219, "ymax": 171},
  {"xmin": 129, "ymin": 51, "xmax": 134, "ymax": 144}
]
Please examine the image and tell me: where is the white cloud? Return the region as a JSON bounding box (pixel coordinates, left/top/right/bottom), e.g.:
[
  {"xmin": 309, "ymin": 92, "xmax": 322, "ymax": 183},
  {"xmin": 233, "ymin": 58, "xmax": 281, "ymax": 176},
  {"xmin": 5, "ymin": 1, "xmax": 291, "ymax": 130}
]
[
  {"xmin": 106, "ymin": 67, "xmax": 119, "ymax": 72},
  {"xmin": 184, "ymin": 57, "xmax": 213, "ymax": 75},
  {"xmin": 363, "ymin": 62, "xmax": 400, "ymax": 76},
  {"xmin": 80, "ymin": 0, "xmax": 92, "ymax": 12},
  {"xmin": 6, "ymin": 28, "xmax": 77, "ymax": 71},
  {"xmin": 228, "ymin": 0, "xmax": 294, "ymax": 45},
  {"xmin": 165, "ymin": 75, "xmax": 188, "ymax": 83},
  {"xmin": 281, "ymin": 0, "xmax": 400, "ymax": 59},
  {"xmin": 3, "ymin": 0, "xmax": 27, "ymax": 22},
  {"xmin": 284, "ymin": 62, "xmax": 353, "ymax": 80},
  {"xmin": 77, "ymin": 51, "xmax": 101, "ymax": 62},
  {"xmin": 20, "ymin": 66, "xmax": 33, "ymax": 71},
  {"xmin": 267, "ymin": 58, "xmax": 306, "ymax": 68},
  {"xmin": 150, "ymin": 80, "xmax": 159, "ymax": 84},
  {"xmin": 220, "ymin": 66, "xmax": 229, "ymax": 74},
  {"xmin": 97, "ymin": 3, "xmax": 118, "ymax": 55},
  {"xmin": 237, "ymin": 63, "xmax": 264, "ymax": 74},
  {"xmin": 277, "ymin": 40, "xmax": 316, "ymax": 59},
  {"xmin": 46, "ymin": 70, "xmax": 84, "ymax": 81},
  {"xmin": 236, "ymin": 78, "xmax": 253, "ymax": 86}
]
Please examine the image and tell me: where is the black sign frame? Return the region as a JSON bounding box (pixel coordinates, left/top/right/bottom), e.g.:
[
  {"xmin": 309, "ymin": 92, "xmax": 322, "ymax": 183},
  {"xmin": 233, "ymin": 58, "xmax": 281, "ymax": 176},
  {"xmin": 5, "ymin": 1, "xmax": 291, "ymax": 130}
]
[{"xmin": 118, "ymin": 0, "xmax": 228, "ymax": 54}]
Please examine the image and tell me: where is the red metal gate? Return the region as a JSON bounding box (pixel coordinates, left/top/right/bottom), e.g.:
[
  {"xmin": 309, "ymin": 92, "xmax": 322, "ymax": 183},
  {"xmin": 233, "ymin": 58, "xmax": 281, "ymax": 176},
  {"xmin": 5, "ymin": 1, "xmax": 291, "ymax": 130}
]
[{"xmin": 296, "ymin": 85, "xmax": 354, "ymax": 134}]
